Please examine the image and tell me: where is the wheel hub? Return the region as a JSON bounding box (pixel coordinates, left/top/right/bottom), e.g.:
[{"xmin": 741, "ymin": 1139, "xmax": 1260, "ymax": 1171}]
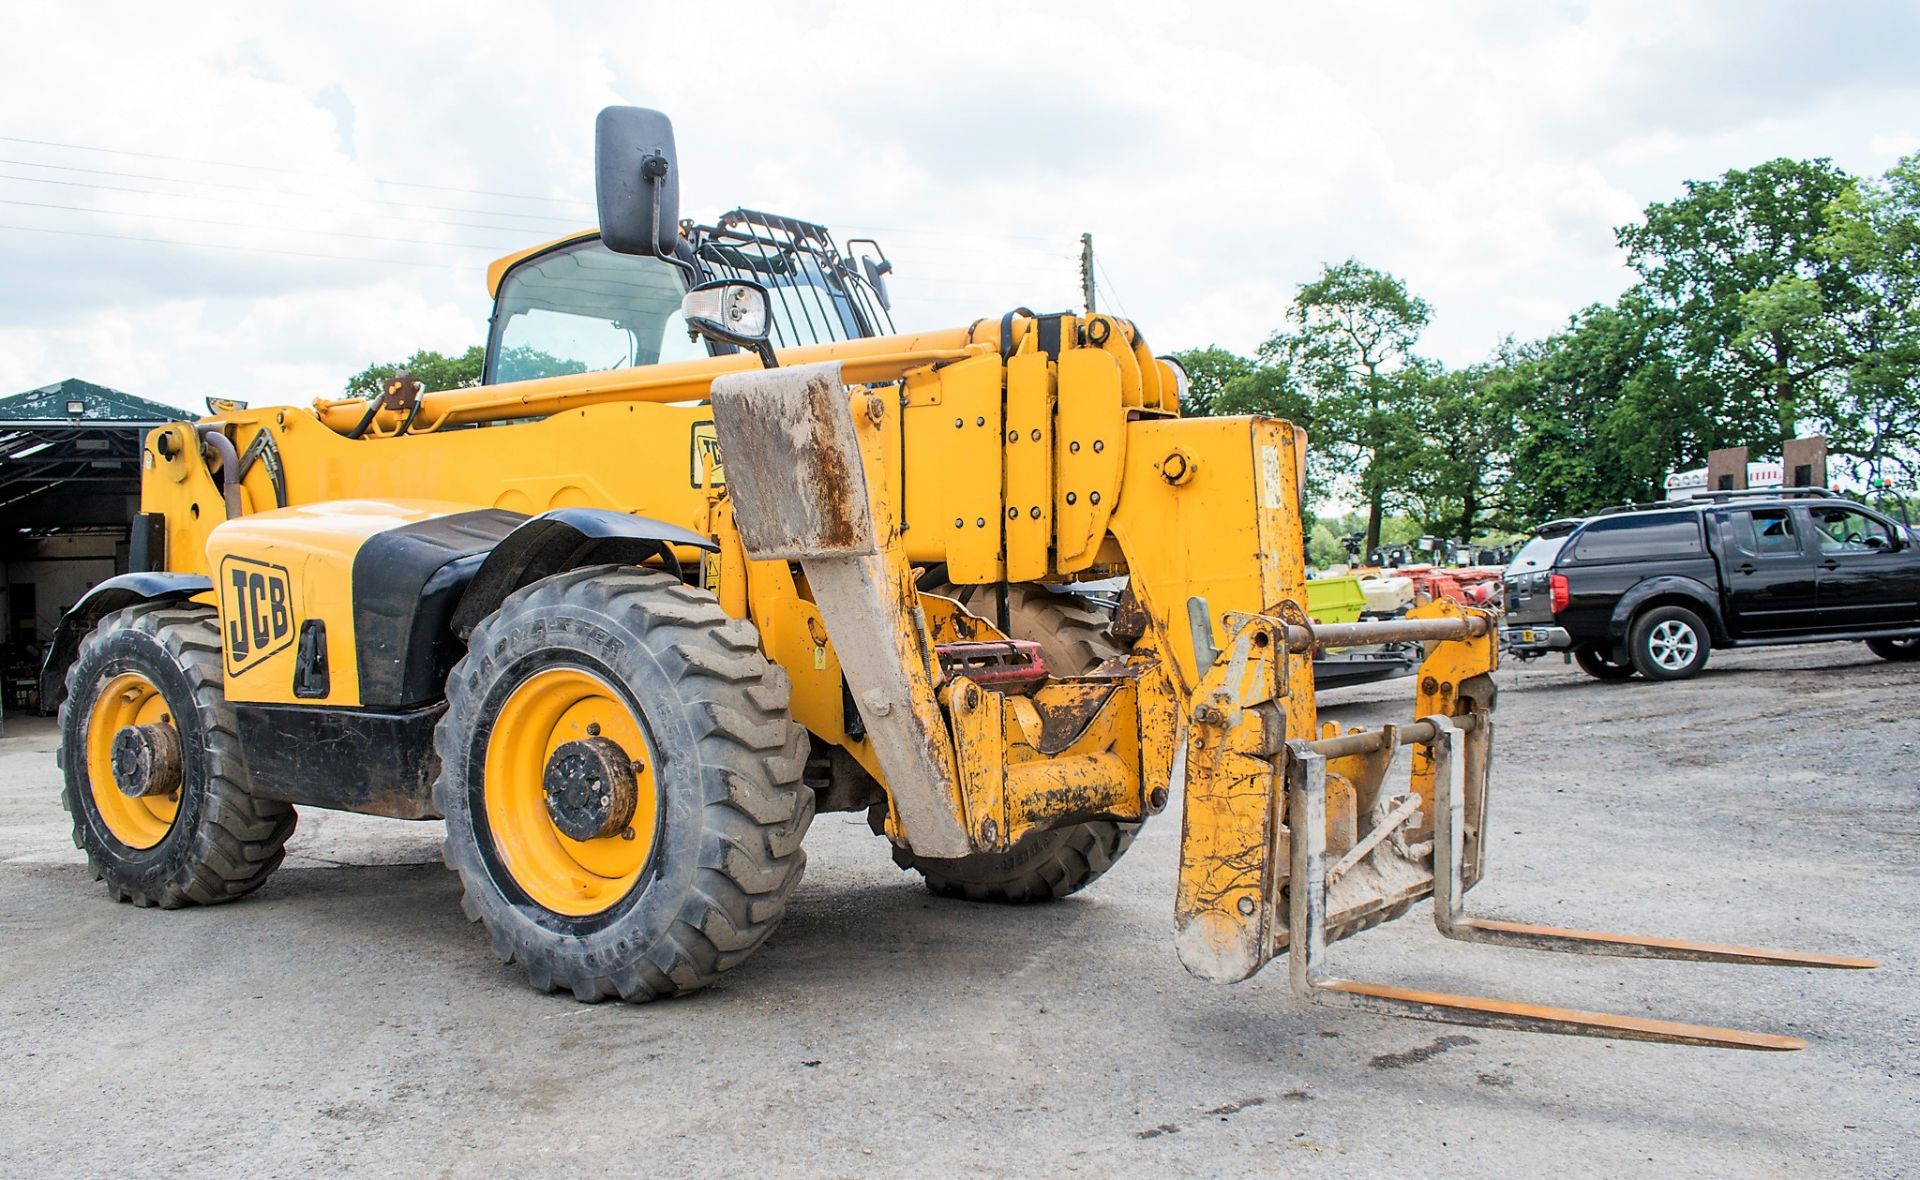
[
  {"xmin": 109, "ymin": 723, "xmax": 182, "ymax": 799},
  {"xmin": 1649, "ymin": 620, "xmax": 1698, "ymax": 669},
  {"xmin": 542, "ymin": 737, "xmax": 639, "ymax": 842}
]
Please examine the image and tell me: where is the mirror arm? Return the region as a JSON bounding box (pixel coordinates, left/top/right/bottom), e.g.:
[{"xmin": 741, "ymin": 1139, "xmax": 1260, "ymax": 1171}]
[{"xmin": 686, "ymin": 316, "xmax": 778, "ymax": 370}]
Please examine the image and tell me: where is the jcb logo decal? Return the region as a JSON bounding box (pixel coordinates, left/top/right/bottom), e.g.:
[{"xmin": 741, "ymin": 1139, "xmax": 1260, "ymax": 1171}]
[
  {"xmin": 690, "ymin": 420, "xmax": 725, "ymax": 488},
  {"xmin": 220, "ymin": 556, "xmax": 295, "ymax": 675}
]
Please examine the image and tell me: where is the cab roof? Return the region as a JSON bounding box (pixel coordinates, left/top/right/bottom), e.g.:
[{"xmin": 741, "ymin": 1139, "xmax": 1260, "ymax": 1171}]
[{"xmin": 485, "ymin": 229, "xmax": 600, "ymax": 298}]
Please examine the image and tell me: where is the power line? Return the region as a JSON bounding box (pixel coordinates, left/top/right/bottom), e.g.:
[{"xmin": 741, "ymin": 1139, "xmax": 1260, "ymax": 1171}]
[
  {"xmin": 0, "ymin": 134, "xmax": 596, "ymax": 208},
  {"xmin": 0, "ymin": 156, "xmax": 587, "ymax": 227},
  {"xmin": 0, "ymin": 221, "xmax": 461, "ymax": 268},
  {"xmin": 0, "ymin": 170, "xmax": 573, "ymax": 237},
  {"xmin": 0, "ymin": 196, "xmax": 521, "ymax": 251},
  {"xmin": 1094, "ymin": 257, "xmax": 1133, "ymax": 322},
  {"xmin": 838, "ymin": 222, "xmax": 1058, "ymax": 245}
]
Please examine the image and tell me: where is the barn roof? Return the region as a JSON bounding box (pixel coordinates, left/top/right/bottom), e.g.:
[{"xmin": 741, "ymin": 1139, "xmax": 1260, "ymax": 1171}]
[{"xmin": 0, "ymin": 378, "xmax": 184, "ymax": 425}]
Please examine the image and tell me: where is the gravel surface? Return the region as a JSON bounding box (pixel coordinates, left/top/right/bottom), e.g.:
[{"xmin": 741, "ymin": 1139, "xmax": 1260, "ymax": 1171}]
[{"xmin": 1, "ymin": 642, "xmax": 1912, "ymax": 1178}]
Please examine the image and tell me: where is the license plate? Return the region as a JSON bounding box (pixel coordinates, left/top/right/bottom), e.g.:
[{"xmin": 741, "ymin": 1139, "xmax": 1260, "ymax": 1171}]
[{"xmin": 1519, "ymin": 629, "xmax": 1539, "ymax": 643}]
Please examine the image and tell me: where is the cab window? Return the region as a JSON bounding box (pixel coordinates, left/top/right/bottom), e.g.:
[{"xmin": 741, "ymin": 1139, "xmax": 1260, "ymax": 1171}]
[
  {"xmin": 1724, "ymin": 508, "xmax": 1801, "ymax": 557},
  {"xmin": 1568, "ymin": 513, "xmax": 1703, "ymax": 562},
  {"xmin": 1808, "ymin": 506, "xmax": 1896, "ymax": 553},
  {"xmin": 487, "ymin": 240, "xmax": 710, "ymax": 384}
]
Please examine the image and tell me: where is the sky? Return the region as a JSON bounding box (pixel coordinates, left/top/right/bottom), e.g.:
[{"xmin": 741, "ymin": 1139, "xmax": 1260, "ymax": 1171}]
[{"xmin": 1, "ymin": 1, "xmax": 1916, "ymax": 412}]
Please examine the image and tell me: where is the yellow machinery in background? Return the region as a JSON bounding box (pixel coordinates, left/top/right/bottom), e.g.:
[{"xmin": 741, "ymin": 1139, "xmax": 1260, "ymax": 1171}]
[{"xmin": 47, "ymin": 107, "xmax": 1871, "ymax": 1045}]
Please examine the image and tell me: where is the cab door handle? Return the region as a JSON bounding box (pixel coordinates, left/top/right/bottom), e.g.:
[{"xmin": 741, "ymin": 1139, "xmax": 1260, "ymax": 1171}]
[
  {"xmin": 1819, "ymin": 560, "xmax": 1840, "ymax": 571},
  {"xmin": 1736, "ymin": 562, "xmax": 1756, "ymax": 574}
]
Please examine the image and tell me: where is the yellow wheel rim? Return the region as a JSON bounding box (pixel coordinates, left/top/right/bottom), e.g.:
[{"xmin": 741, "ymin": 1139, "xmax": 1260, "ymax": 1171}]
[
  {"xmin": 483, "ymin": 666, "xmax": 660, "ymax": 917},
  {"xmin": 86, "ymin": 672, "xmax": 180, "ymax": 849}
]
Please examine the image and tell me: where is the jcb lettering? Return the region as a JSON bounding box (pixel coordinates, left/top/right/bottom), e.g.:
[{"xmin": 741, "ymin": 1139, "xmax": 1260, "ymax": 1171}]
[
  {"xmin": 228, "ymin": 567, "xmax": 252, "ymax": 658},
  {"xmin": 218, "ymin": 556, "xmax": 296, "ymax": 676}
]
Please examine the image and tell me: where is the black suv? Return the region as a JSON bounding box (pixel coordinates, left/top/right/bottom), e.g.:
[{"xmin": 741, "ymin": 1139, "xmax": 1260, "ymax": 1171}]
[{"xmin": 1504, "ymin": 489, "xmax": 1920, "ymax": 681}]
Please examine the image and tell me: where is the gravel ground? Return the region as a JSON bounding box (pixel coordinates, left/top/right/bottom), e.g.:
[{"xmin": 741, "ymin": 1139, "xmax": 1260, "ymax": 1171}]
[{"xmin": 1, "ymin": 642, "xmax": 1913, "ymax": 1178}]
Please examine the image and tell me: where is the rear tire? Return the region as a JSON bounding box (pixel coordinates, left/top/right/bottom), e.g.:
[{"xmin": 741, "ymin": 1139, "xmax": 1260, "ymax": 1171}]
[
  {"xmin": 886, "ymin": 820, "xmax": 1137, "ymax": 903},
  {"xmin": 1866, "ymin": 636, "xmax": 1920, "ymax": 662},
  {"xmin": 59, "ymin": 603, "xmax": 295, "ymax": 908},
  {"xmin": 434, "ymin": 566, "xmax": 812, "ymax": 1001},
  {"xmin": 892, "ymin": 582, "xmax": 1137, "ymax": 903},
  {"xmin": 926, "ymin": 581, "xmax": 1121, "ymax": 677},
  {"xmin": 1573, "ymin": 644, "xmax": 1635, "ymax": 682},
  {"xmin": 1628, "ymin": 605, "xmax": 1710, "ymax": 681}
]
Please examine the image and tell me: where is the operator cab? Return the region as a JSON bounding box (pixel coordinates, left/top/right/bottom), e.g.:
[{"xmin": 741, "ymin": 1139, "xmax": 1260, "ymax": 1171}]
[{"xmin": 483, "ymin": 210, "xmax": 895, "ymax": 386}]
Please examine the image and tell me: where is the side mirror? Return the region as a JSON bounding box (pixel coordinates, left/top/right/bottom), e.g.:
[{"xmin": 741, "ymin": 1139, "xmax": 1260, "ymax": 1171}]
[
  {"xmin": 844, "ymin": 238, "xmax": 893, "ymax": 313},
  {"xmin": 683, "ymin": 280, "xmax": 777, "ymax": 368},
  {"xmin": 861, "ymin": 256, "xmax": 893, "ymax": 312},
  {"xmin": 596, "ymin": 106, "xmax": 680, "ymax": 257}
]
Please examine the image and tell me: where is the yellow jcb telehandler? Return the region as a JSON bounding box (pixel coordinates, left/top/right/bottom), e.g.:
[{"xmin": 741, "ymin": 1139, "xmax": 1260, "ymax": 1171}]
[{"xmin": 48, "ymin": 107, "xmax": 1873, "ymax": 1048}]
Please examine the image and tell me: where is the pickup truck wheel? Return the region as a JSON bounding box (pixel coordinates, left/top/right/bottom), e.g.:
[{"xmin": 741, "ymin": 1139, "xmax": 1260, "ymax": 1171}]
[
  {"xmin": 1628, "ymin": 605, "xmax": 1710, "ymax": 681},
  {"xmin": 1573, "ymin": 644, "xmax": 1635, "ymax": 681},
  {"xmin": 1865, "ymin": 636, "xmax": 1920, "ymax": 662}
]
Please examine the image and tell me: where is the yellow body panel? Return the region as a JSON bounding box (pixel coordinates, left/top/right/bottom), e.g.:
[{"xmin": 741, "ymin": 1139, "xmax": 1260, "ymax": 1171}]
[
  {"xmin": 900, "ymin": 353, "xmax": 1006, "ymax": 581},
  {"xmin": 1003, "ymin": 352, "xmax": 1055, "ymax": 581},
  {"xmin": 207, "ymin": 499, "xmax": 486, "ymax": 706}
]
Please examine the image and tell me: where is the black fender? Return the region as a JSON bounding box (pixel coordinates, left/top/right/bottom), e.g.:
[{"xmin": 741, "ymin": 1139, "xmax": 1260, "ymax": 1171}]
[
  {"xmin": 39, "ymin": 572, "xmax": 213, "ymax": 714},
  {"xmin": 449, "ymin": 508, "xmax": 718, "ymax": 640},
  {"xmin": 1607, "ymin": 575, "xmax": 1726, "ymax": 651}
]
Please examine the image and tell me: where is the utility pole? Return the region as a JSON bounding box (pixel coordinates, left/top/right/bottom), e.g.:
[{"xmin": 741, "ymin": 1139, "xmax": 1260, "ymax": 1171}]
[{"xmin": 1079, "ymin": 232, "xmax": 1096, "ymax": 314}]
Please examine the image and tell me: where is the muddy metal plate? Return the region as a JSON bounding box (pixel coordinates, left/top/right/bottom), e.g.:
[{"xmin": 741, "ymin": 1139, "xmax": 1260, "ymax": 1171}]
[{"xmin": 709, "ymin": 362, "xmax": 878, "ymax": 560}]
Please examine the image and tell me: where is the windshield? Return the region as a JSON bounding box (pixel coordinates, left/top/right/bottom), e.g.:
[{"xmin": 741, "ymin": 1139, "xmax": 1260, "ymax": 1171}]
[
  {"xmin": 1506, "ymin": 533, "xmax": 1569, "ymax": 575},
  {"xmin": 487, "ymin": 240, "xmax": 710, "ymax": 384}
]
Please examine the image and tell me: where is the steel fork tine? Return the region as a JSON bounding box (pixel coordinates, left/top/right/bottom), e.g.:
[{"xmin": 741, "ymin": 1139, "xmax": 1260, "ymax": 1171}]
[
  {"xmin": 1426, "ymin": 716, "xmax": 1876, "ymax": 970},
  {"xmin": 1284, "ymin": 738, "xmax": 1819, "ymax": 1051}
]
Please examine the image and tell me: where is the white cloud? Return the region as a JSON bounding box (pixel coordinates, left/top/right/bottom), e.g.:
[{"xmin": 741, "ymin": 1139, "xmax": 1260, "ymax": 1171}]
[{"xmin": 1, "ymin": 0, "xmax": 1915, "ymax": 409}]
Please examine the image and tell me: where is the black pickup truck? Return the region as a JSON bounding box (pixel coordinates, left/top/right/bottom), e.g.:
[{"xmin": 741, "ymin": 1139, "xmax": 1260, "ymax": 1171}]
[{"xmin": 1504, "ymin": 489, "xmax": 1920, "ymax": 680}]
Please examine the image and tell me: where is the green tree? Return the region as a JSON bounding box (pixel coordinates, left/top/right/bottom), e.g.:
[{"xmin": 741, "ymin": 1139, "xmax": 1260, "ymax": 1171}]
[
  {"xmin": 1616, "ymin": 158, "xmax": 1862, "ymax": 448},
  {"xmin": 1170, "ymin": 346, "xmax": 1258, "ymax": 417},
  {"xmin": 1306, "ymin": 519, "xmax": 1345, "ymax": 569},
  {"xmin": 1817, "ymin": 153, "xmax": 1920, "ymax": 486},
  {"xmin": 1495, "ymin": 300, "xmax": 1684, "ymax": 525},
  {"xmin": 344, "ymin": 345, "xmax": 488, "ymax": 399},
  {"xmin": 1270, "ymin": 259, "xmax": 1432, "ymax": 553},
  {"xmin": 1402, "ymin": 355, "xmax": 1517, "ymax": 539}
]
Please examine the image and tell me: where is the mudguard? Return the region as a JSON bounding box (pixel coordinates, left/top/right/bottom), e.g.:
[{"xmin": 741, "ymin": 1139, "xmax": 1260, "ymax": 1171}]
[
  {"xmin": 449, "ymin": 508, "xmax": 717, "ymax": 639},
  {"xmin": 39, "ymin": 572, "xmax": 212, "ymax": 713},
  {"xmin": 1608, "ymin": 575, "xmax": 1726, "ymax": 648}
]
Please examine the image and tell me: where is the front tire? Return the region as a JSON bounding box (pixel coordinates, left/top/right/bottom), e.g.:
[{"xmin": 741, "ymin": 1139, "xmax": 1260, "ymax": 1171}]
[
  {"xmin": 1628, "ymin": 605, "xmax": 1710, "ymax": 681},
  {"xmin": 893, "ymin": 582, "xmax": 1138, "ymax": 903},
  {"xmin": 1573, "ymin": 643, "xmax": 1635, "ymax": 681},
  {"xmin": 59, "ymin": 603, "xmax": 295, "ymax": 908},
  {"xmin": 435, "ymin": 566, "xmax": 811, "ymax": 1002},
  {"xmin": 1866, "ymin": 636, "xmax": 1920, "ymax": 662}
]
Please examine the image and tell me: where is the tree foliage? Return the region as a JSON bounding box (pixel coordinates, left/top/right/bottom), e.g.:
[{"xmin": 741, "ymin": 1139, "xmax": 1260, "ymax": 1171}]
[
  {"xmin": 344, "ymin": 345, "xmax": 488, "ymax": 399},
  {"xmin": 1267, "ymin": 260, "xmax": 1432, "ymax": 552},
  {"xmin": 1617, "ymin": 158, "xmax": 1859, "ymax": 447},
  {"xmin": 1180, "ymin": 153, "xmax": 1920, "ymax": 539},
  {"xmin": 1170, "ymin": 346, "xmax": 1258, "ymax": 417},
  {"xmin": 343, "ymin": 344, "xmax": 587, "ymax": 399}
]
